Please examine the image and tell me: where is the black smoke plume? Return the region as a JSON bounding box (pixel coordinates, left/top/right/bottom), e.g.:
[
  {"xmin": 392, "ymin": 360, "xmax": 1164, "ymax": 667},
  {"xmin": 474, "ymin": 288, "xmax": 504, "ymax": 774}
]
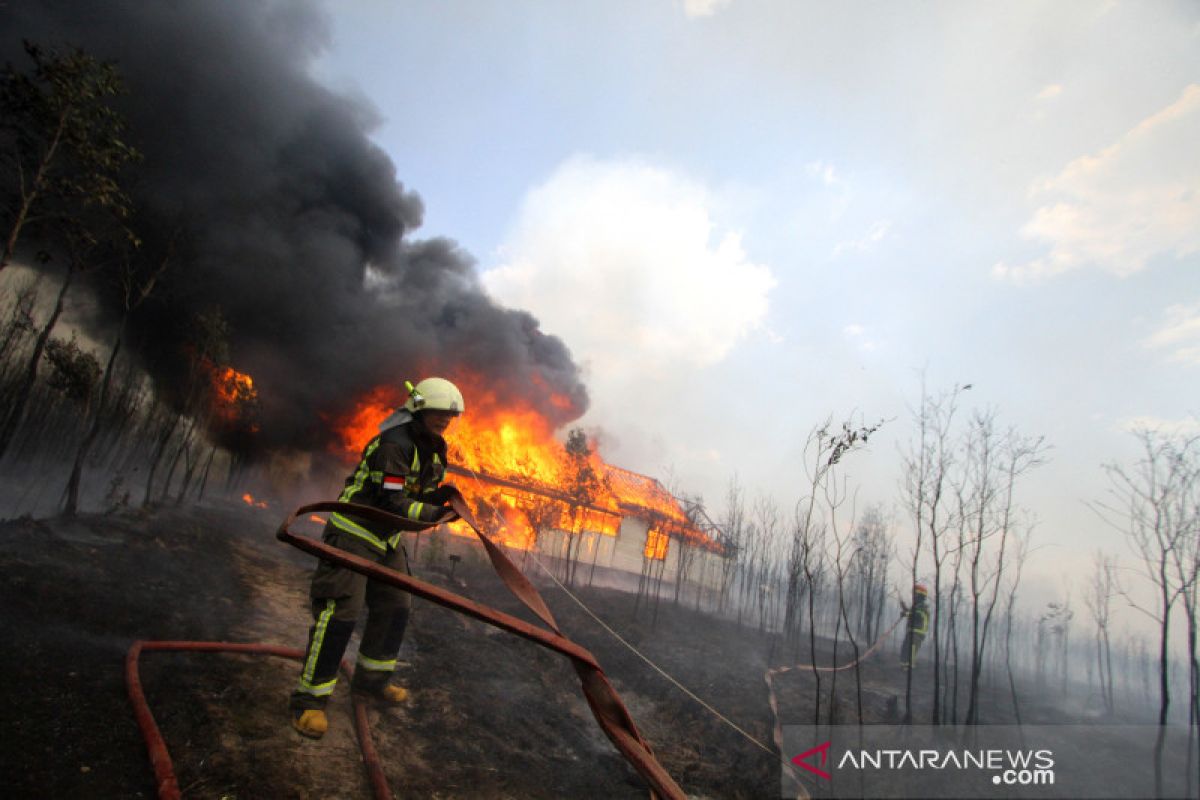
[{"xmin": 2, "ymin": 0, "xmax": 588, "ymax": 452}]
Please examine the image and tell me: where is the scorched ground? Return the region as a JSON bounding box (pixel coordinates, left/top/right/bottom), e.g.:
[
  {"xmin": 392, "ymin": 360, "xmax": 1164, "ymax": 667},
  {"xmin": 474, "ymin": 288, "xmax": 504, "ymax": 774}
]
[{"xmin": 2, "ymin": 501, "xmax": 796, "ymax": 799}]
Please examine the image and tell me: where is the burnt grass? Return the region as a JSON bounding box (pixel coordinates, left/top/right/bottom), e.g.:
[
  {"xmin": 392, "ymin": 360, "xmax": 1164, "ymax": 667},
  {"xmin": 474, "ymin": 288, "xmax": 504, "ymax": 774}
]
[{"xmin": 4, "ymin": 501, "xmax": 972, "ymax": 799}]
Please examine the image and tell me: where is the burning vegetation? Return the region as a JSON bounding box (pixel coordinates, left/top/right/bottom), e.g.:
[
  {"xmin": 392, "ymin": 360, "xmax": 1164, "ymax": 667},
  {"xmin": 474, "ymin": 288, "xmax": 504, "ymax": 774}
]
[
  {"xmin": 211, "ymin": 365, "xmax": 257, "ymax": 423},
  {"xmin": 241, "ymin": 492, "xmax": 267, "ymax": 509}
]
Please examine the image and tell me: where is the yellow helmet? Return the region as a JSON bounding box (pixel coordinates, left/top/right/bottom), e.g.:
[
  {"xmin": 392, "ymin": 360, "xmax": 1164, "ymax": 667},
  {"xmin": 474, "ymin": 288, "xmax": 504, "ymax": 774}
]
[{"xmin": 403, "ymin": 377, "xmax": 465, "ymax": 414}]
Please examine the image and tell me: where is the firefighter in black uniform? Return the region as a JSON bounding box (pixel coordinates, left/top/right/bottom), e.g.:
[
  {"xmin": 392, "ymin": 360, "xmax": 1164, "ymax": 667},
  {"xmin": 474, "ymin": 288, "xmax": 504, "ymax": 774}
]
[{"xmin": 291, "ymin": 377, "xmax": 464, "ymax": 738}]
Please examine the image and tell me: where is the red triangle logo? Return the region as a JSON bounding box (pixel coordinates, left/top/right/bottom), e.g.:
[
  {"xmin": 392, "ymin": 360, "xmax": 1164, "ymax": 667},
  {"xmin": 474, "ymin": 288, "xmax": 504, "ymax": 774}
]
[{"xmin": 791, "ymin": 740, "xmax": 832, "ymax": 780}]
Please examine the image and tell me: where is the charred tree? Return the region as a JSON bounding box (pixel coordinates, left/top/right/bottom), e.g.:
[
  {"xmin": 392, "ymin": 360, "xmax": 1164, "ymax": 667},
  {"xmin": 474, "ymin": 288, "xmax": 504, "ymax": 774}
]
[
  {"xmin": 0, "ymin": 278, "xmax": 38, "ymax": 365},
  {"xmin": 791, "ymin": 415, "xmax": 882, "ymax": 725},
  {"xmin": 1, "ymin": 42, "xmax": 139, "ymax": 274},
  {"xmin": 1096, "ymin": 428, "xmax": 1199, "ymax": 797},
  {"xmin": 1002, "ymin": 530, "xmax": 1033, "ymax": 725},
  {"xmin": 719, "ymin": 475, "xmax": 747, "ymax": 617},
  {"xmin": 900, "ymin": 381, "xmax": 967, "ymax": 724},
  {"xmin": 0, "ymin": 259, "xmax": 72, "ymax": 459},
  {"xmin": 64, "ymin": 242, "xmax": 169, "ymax": 514},
  {"xmin": 1083, "ymin": 551, "xmax": 1117, "ymax": 716},
  {"xmin": 959, "ymin": 413, "xmax": 1047, "ymax": 725},
  {"xmin": 562, "ymin": 428, "xmax": 602, "ymax": 587},
  {"xmin": 143, "ymin": 308, "xmax": 230, "ymax": 507}
]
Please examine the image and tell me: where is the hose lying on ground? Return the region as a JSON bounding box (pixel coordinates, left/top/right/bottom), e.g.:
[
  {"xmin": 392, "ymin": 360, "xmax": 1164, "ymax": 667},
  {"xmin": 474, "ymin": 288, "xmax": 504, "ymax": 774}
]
[
  {"xmin": 125, "ymin": 641, "xmax": 391, "ymax": 800},
  {"xmin": 126, "ymin": 496, "xmax": 685, "ymax": 800},
  {"xmin": 763, "ymin": 613, "xmax": 909, "ymax": 799},
  {"xmin": 277, "ymin": 497, "xmax": 686, "ymax": 800}
]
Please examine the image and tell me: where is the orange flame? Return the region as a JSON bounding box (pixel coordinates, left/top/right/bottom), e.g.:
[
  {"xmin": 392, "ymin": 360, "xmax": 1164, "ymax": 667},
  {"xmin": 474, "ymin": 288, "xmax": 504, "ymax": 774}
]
[
  {"xmin": 327, "ymin": 374, "xmax": 720, "ymax": 554},
  {"xmin": 210, "ymin": 363, "xmax": 258, "ymax": 428},
  {"xmin": 241, "ymin": 492, "xmax": 268, "ymax": 509}
]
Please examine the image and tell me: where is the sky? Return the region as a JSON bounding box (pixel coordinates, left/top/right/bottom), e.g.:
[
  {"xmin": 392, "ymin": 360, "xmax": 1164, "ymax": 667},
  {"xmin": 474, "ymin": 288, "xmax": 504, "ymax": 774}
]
[{"xmin": 313, "ymin": 1, "xmax": 1200, "ymax": 630}]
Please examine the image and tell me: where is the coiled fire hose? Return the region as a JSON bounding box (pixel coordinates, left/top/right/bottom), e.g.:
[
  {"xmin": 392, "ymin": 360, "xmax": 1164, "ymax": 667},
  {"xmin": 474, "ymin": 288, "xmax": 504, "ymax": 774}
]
[
  {"xmin": 127, "ymin": 494, "xmax": 685, "ymax": 799},
  {"xmin": 126, "ymin": 642, "xmax": 390, "ymax": 800}
]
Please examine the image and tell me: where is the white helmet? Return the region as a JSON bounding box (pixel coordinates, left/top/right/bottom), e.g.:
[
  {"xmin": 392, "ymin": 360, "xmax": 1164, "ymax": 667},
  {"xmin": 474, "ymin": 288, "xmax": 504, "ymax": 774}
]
[{"xmin": 403, "ymin": 377, "xmax": 465, "ymax": 414}]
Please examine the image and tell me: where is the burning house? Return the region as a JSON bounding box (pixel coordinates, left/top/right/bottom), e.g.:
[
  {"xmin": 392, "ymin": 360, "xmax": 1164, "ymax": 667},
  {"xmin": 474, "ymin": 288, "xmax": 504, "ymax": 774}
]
[{"xmin": 449, "ymin": 462, "xmax": 728, "ymax": 595}]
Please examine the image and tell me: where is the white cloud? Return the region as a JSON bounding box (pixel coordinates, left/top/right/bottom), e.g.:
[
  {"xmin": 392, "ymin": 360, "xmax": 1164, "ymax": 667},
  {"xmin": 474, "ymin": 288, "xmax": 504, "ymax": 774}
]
[
  {"xmin": 832, "ymin": 219, "xmax": 891, "ymax": 257},
  {"xmin": 805, "ymin": 160, "xmax": 843, "ymax": 188},
  {"xmin": 1145, "ymin": 303, "xmax": 1200, "ymax": 365},
  {"xmin": 484, "ymin": 156, "xmax": 776, "ymax": 485},
  {"xmin": 681, "ymin": 0, "xmax": 733, "ymax": 18},
  {"xmin": 804, "ymin": 159, "xmax": 853, "ymax": 222},
  {"xmin": 484, "ymin": 155, "xmax": 775, "ymax": 384},
  {"xmin": 994, "ymin": 83, "xmax": 1200, "ymax": 283},
  {"xmin": 1036, "ymin": 83, "xmax": 1063, "ymax": 101},
  {"xmin": 843, "ymin": 322, "xmax": 878, "ymax": 352},
  {"xmin": 1118, "ymin": 415, "xmax": 1200, "ymax": 437}
]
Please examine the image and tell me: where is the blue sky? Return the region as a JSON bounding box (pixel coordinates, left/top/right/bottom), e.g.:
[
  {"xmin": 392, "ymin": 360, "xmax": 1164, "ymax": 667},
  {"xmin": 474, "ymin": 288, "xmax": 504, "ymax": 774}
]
[{"xmin": 315, "ymin": 1, "xmax": 1200, "ymax": 624}]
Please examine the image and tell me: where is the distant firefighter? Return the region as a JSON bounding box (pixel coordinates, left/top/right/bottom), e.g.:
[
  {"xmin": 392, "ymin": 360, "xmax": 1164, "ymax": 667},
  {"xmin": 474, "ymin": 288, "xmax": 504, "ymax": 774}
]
[{"xmin": 899, "ymin": 583, "xmax": 930, "ymax": 669}]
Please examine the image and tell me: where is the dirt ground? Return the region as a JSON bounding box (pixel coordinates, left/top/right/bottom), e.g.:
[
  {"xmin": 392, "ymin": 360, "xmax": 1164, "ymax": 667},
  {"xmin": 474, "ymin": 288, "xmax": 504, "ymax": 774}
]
[{"xmin": 2, "ymin": 500, "xmax": 960, "ymax": 799}]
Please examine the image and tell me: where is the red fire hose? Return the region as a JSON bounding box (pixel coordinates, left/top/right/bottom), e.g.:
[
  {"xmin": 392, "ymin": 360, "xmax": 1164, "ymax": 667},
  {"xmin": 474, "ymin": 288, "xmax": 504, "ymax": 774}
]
[
  {"xmin": 278, "ymin": 497, "xmax": 685, "ymax": 800},
  {"xmin": 125, "ymin": 495, "xmax": 686, "ymax": 799},
  {"xmin": 125, "ymin": 641, "xmax": 391, "ymax": 800}
]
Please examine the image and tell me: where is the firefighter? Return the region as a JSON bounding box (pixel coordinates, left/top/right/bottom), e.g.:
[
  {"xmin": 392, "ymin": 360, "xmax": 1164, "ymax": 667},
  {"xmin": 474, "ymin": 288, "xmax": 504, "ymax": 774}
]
[
  {"xmin": 290, "ymin": 377, "xmax": 464, "ymax": 739},
  {"xmin": 899, "ymin": 583, "xmax": 930, "ymax": 669}
]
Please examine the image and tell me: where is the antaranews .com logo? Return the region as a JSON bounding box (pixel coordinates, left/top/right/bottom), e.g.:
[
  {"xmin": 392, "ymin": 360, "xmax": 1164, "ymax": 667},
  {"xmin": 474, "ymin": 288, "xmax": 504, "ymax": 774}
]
[
  {"xmin": 791, "ymin": 740, "xmax": 1055, "ymax": 787},
  {"xmin": 781, "ymin": 724, "xmax": 1195, "ymax": 799}
]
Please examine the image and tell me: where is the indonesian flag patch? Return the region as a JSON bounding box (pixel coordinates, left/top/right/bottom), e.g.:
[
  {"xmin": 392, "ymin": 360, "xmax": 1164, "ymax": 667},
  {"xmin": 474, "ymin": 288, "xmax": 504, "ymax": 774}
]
[{"xmin": 382, "ymin": 475, "xmax": 406, "ymax": 492}]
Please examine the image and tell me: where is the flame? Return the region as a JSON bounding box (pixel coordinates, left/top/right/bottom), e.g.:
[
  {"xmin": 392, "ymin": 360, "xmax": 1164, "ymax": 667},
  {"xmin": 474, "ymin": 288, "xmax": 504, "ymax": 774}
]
[
  {"xmin": 327, "ymin": 373, "xmax": 721, "ymax": 554},
  {"xmin": 330, "ymin": 385, "xmax": 401, "ymax": 460},
  {"xmin": 309, "ymin": 514, "xmax": 324, "ymax": 523},
  {"xmin": 209, "ymin": 362, "xmax": 258, "ymax": 429},
  {"xmin": 644, "ymin": 529, "xmax": 669, "ymax": 560},
  {"xmin": 241, "ymin": 492, "xmax": 268, "ymax": 509}
]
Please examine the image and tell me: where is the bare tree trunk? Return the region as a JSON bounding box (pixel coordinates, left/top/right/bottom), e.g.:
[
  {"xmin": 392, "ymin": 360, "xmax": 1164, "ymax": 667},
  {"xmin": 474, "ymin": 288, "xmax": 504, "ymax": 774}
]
[
  {"xmin": 197, "ymin": 444, "xmax": 217, "ymax": 501},
  {"xmin": 633, "ymin": 553, "xmax": 652, "ymax": 617},
  {"xmin": 175, "ymin": 436, "xmax": 202, "ymax": 504},
  {"xmin": 839, "ymin": 569, "xmax": 865, "ymax": 724},
  {"xmin": 1, "ymin": 108, "xmax": 69, "ymax": 274},
  {"xmin": 0, "ymin": 264, "xmax": 73, "ymax": 460},
  {"xmin": 1186, "ymin": 611, "xmax": 1197, "ymax": 800},
  {"xmin": 1005, "ymin": 608, "xmax": 1022, "ymax": 724},
  {"xmin": 1154, "ymin": 595, "xmax": 1172, "ymax": 798},
  {"xmin": 806, "ymin": 568, "xmax": 822, "ymax": 726},
  {"xmin": 650, "ymin": 554, "xmax": 667, "ymax": 629},
  {"xmin": 143, "ymin": 411, "xmax": 181, "ymax": 506},
  {"xmin": 587, "ymin": 530, "xmax": 603, "ymax": 587},
  {"xmin": 949, "ymin": 588, "xmax": 961, "ymax": 725},
  {"xmin": 0, "ymin": 280, "xmax": 38, "ymax": 364},
  {"xmin": 159, "ymin": 418, "xmax": 196, "ymax": 501},
  {"xmin": 64, "ymin": 319, "xmax": 125, "ymax": 515}
]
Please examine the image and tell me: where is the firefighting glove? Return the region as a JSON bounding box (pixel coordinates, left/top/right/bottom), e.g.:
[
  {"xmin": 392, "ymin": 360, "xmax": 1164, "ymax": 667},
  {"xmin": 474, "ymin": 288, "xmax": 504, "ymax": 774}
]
[
  {"xmin": 416, "ymin": 501, "xmax": 458, "ymax": 524},
  {"xmin": 423, "ymin": 484, "xmax": 460, "ymax": 506}
]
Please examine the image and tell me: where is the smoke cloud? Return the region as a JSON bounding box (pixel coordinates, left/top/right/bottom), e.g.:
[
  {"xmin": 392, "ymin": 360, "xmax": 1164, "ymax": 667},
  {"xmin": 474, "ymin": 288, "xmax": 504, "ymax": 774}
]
[{"xmin": 2, "ymin": 0, "xmax": 588, "ymax": 450}]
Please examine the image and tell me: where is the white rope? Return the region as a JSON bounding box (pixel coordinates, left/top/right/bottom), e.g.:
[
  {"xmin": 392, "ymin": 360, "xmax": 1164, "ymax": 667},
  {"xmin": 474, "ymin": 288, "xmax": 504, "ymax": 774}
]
[
  {"xmin": 529, "ymin": 549, "xmax": 777, "ymax": 756},
  {"xmin": 457, "ymin": 465, "xmax": 777, "ymax": 756}
]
